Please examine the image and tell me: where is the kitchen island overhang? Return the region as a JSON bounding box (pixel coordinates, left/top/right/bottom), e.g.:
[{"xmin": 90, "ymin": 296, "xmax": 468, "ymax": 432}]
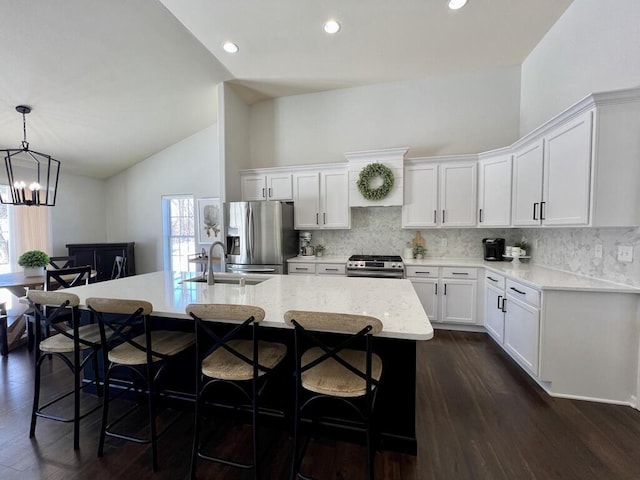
[{"xmin": 65, "ymin": 271, "xmax": 433, "ymax": 453}]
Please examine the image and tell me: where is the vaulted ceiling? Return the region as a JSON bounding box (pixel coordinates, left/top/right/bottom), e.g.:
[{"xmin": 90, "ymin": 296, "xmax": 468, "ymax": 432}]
[{"xmin": 0, "ymin": 0, "xmax": 573, "ymax": 179}]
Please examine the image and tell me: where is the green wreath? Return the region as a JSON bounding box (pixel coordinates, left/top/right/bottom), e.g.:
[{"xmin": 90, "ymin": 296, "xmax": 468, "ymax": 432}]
[{"xmin": 357, "ymin": 162, "xmax": 394, "ymax": 201}]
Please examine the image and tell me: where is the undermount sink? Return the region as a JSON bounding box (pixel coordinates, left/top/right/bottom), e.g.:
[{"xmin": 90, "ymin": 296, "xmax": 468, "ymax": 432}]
[{"xmin": 180, "ymin": 276, "xmax": 264, "ymax": 286}]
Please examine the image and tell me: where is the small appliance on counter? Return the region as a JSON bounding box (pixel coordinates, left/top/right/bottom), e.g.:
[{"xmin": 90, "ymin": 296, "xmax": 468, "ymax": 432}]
[
  {"xmin": 483, "ymin": 238, "xmax": 505, "ymax": 261},
  {"xmin": 299, "ymin": 231, "xmax": 314, "ymax": 257}
]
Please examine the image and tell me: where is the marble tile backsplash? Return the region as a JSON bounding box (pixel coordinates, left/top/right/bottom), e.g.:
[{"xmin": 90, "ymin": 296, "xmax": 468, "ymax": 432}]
[
  {"xmin": 312, "ymin": 207, "xmax": 520, "ymax": 259},
  {"xmin": 310, "ymin": 207, "xmax": 640, "ymax": 287}
]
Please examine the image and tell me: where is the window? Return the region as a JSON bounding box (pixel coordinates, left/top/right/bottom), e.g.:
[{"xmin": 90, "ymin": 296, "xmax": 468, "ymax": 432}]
[
  {"xmin": 0, "ymin": 187, "xmax": 10, "ymax": 273},
  {"xmin": 162, "ymin": 195, "xmax": 196, "ymax": 272}
]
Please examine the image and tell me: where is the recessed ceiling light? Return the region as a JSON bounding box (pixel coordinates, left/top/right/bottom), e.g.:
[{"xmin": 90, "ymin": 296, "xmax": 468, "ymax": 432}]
[
  {"xmin": 448, "ymin": 0, "xmax": 468, "ymax": 10},
  {"xmin": 223, "ymin": 41, "xmax": 239, "ymax": 54},
  {"xmin": 323, "ymin": 20, "xmax": 341, "ymax": 34}
]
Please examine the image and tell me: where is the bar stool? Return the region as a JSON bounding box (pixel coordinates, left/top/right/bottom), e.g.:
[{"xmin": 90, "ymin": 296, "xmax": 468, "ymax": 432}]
[
  {"xmin": 27, "ymin": 290, "xmax": 103, "ymax": 449},
  {"xmin": 284, "ymin": 310, "xmax": 384, "ymax": 480},
  {"xmin": 186, "ymin": 303, "xmax": 288, "ymax": 480},
  {"xmin": 87, "ymin": 297, "xmax": 195, "ymax": 472}
]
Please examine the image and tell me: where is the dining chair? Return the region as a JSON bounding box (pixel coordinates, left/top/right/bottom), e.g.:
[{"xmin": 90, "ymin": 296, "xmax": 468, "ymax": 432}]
[
  {"xmin": 87, "ymin": 297, "xmax": 195, "ymax": 472},
  {"xmin": 48, "ymin": 255, "xmax": 77, "ymax": 269},
  {"xmin": 111, "ymin": 255, "xmax": 127, "ymax": 279},
  {"xmin": 186, "ymin": 303, "xmax": 287, "ymax": 480},
  {"xmin": 0, "ymin": 302, "xmax": 7, "ymax": 356},
  {"xmin": 27, "ymin": 290, "xmax": 103, "ymax": 449},
  {"xmin": 284, "ymin": 310, "xmax": 384, "ymax": 480}
]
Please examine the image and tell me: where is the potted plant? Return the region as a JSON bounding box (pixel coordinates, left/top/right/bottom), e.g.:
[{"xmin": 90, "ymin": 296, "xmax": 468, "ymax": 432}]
[
  {"xmin": 18, "ymin": 250, "xmax": 50, "ymax": 277},
  {"xmin": 413, "ymin": 244, "xmax": 425, "ymax": 259},
  {"xmin": 315, "ymin": 244, "xmax": 325, "ymax": 257}
]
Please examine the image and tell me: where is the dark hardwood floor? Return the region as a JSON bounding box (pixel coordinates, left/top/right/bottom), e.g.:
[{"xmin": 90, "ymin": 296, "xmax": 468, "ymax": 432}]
[{"xmin": 1, "ymin": 330, "xmax": 640, "ymax": 479}]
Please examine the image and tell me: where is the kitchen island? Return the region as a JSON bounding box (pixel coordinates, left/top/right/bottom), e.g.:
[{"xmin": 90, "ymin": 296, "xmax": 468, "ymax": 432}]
[{"xmin": 65, "ymin": 270, "xmax": 433, "ymax": 453}]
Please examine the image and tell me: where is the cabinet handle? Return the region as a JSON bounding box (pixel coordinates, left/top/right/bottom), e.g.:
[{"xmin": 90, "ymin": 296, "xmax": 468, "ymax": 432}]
[
  {"xmin": 444, "ymin": 283, "xmax": 447, "ymax": 295},
  {"xmin": 325, "ymin": 268, "xmax": 339, "ymax": 272},
  {"xmin": 433, "ymin": 210, "xmax": 437, "ymax": 223},
  {"xmin": 416, "ymin": 271, "xmax": 431, "ymax": 275},
  {"xmin": 497, "ymin": 295, "xmax": 502, "ymax": 309},
  {"xmin": 533, "ymin": 202, "xmax": 539, "ymax": 220},
  {"xmin": 487, "ymin": 276, "xmax": 498, "ymax": 282},
  {"xmin": 452, "ymin": 272, "xmax": 468, "ymax": 275},
  {"xmin": 540, "ymin": 201, "xmax": 546, "ymax": 220},
  {"xmin": 268, "ymin": 187, "xmax": 272, "ymax": 197},
  {"xmin": 479, "ymin": 208, "xmax": 483, "ymax": 223},
  {"xmin": 316, "ymin": 213, "xmax": 319, "ymax": 225},
  {"xmin": 323, "ymin": 212, "xmax": 326, "ymax": 224},
  {"xmin": 262, "ymin": 188, "xmax": 266, "ymax": 198},
  {"xmin": 296, "ymin": 267, "xmax": 309, "ymax": 271},
  {"xmin": 501, "ymin": 297, "xmax": 507, "ymax": 313},
  {"xmin": 510, "ymin": 287, "xmax": 526, "ymax": 295},
  {"xmin": 435, "ymin": 283, "xmax": 438, "ymax": 295},
  {"xmin": 442, "ymin": 210, "xmax": 446, "ymax": 223}
]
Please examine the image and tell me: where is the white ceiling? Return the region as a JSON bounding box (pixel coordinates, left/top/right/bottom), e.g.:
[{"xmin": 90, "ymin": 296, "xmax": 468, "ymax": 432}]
[{"xmin": 0, "ymin": 0, "xmax": 573, "ymax": 179}]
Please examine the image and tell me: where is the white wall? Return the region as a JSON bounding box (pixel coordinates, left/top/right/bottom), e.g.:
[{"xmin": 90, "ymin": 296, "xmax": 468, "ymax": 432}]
[
  {"xmin": 50, "ymin": 172, "xmax": 106, "ymax": 254},
  {"xmin": 520, "ymin": 0, "xmax": 640, "ymax": 134},
  {"xmin": 249, "ymin": 67, "xmax": 521, "ymax": 167},
  {"xmin": 105, "ymin": 124, "xmax": 219, "ymax": 274}
]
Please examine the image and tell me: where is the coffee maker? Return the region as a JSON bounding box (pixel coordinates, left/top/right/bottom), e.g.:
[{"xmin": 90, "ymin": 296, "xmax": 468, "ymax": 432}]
[
  {"xmin": 299, "ymin": 231, "xmax": 314, "ymax": 256},
  {"xmin": 483, "ymin": 238, "xmax": 505, "ymax": 261}
]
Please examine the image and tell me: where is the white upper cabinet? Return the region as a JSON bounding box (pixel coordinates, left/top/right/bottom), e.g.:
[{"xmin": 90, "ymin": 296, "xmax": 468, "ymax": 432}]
[
  {"xmin": 478, "ymin": 150, "xmax": 512, "ymax": 227},
  {"xmin": 241, "ymin": 171, "xmax": 293, "ymax": 201},
  {"xmin": 402, "ymin": 157, "xmax": 476, "ymax": 228},
  {"xmin": 402, "ymin": 162, "xmax": 438, "ymax": 227},
  {"xmin": 293, "ymin": 167, "xmax": 350, "ymax": 230},
  {"xmin": 511, "ymin": 88, "xmax": 640, "ymax": 227},
  {"xmin": 512, "ymin": 140, "xmax": 544, "ymax": 226}
]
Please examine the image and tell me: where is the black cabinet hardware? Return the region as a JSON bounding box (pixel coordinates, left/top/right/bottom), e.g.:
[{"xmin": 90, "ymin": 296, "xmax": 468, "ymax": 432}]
[
  {"xmin": 442, "ymin": 209, "xmax": 446, "ymax": 223},
  {"xmin": 262, "ymin": 188, "xmax": 266, "ymax": 198},
  {"xmin": 452, "ymin": 272, "xmax": 468, "ymax": 275},
  {"xmin": 487, "ymin": 276, "xmax": 498, "ymax": 282},
  {"xmin": 325, "ymin": 268, "xmax": 338, "ymax": 272},
  {"xmin": 533, "ymin": 202, "xmax": 539, "ymax": 220},
  {"xmin": 510, "ymin": 287, "xmax": 526, "ymax": 295},
  {"xmin": 434, "ymin": 284, "xmax": 438, "ymax": 295},
  {"xmin": 479, "ymin": 208, "xmax": 483, "ymax": 223},
  {"xmin": 444, "ymin": 283, "xmax": 447, "ymax": 295},
  {"xmin": 497, "ymin": 295, "xmax": 502, "ymax": 309},
  {"xmin": 433, "ymin": 210, "xmax": 437, "ymax": 223},
  {"xmin": 316, "ymin": 213, "xmax": 319, "ymax": 224},
  {"xmin": 540, "ymin": 201, "xmax": 546, "ymax": 220},
  {"xmin": 416, "ymin": 271, "xmax": 431, "ymax": 275},
  {"xmin": 323, "ymin": 212, "xmax": 326, "ymax": 224},
  {"xmin": 268, "ymin": 187, "xmax": 272, "ymax": 197},
  {"xmin": 501, "ymin": 298, "xmax": 507, "ymax": 312}
]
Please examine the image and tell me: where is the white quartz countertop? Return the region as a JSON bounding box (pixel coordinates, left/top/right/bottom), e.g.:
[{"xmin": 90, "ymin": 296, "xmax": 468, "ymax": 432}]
[
  {"xmin": 64, "ymin": 271, "xmax": 433, "ymax": 341},
  {"xmin": 403, "ymin": 257, "xmax": 640, "ymax": 293},
  {"xmin": 287, "ymin": 255, "xmax": 350, "ymax": 264}
]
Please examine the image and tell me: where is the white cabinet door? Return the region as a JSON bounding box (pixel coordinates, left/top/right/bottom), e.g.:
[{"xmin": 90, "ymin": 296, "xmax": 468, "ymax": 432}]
[
  {"xmin": 320, "ymin": 169, "xmax": 350, "ymax": 229},
  {"xmin": 542, "ymin": 110, "xmax": 593, "ymax": 226},
  {"xmin": 504, "ymin": 294, "xmax": 540, "ymax": 376},
  {"xmin": 440, "ymin": 279, "xmax": 477, "ymax": 324},
  {"xmin": 293, "ymin": 172, "xmax": 320, "ymax": 229},
  {"xmin": 478, "ymin": 154, "xmax": 512, "ymax": 227},
  {"xmin": 409, "ymin": 278, "xmax": 438, "ymax": 321},
  {"xmin": 266, "ymin": 173, "xmax": 293, "ymax": 201},
  {"xmin": 512, "ymin": 140, "xmax": 544, "ymax": 226},
  {"xmin": 402, "ymin": 163, "xmax": 438, "ymax": 227},
  {"xmin": 484, "ymin": 283, "xmax": 505, "ymax": 343},
  {"xmin": 241, "ymin": 174, "xmax": 267, "ymax": 201},
  {"xmin": 440, "ymin": 162, "xmax": 477, "ymax": 227}
]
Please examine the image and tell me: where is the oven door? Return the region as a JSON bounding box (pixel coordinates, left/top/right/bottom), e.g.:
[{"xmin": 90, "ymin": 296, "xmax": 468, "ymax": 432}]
[{"xmin": 346, "ymin": 269, "xmax": 404, "ymax": 279}]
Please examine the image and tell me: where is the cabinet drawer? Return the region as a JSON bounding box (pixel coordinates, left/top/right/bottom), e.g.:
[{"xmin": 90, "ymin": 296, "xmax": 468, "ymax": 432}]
[
  {"xmin": 317, "ymin": 263, "xmax": 346, "ymax": 275},
  {"xmin": 484, "ymin": 271, "xmax": 506, "ymax": 290},
  {"xmin": 405, "ymin": 266, "xmax": 439, "ymax": 278},
  {"xmin": 506, "ymin": 279, "xmax": 540, "ymax": 307},
  {"xmin": 441, "ymin": 267, "xmax": 477, "ymax": 279},
  {"xmin": 288, "ymin": 263, "xmax": 316, "ymax": 275}
]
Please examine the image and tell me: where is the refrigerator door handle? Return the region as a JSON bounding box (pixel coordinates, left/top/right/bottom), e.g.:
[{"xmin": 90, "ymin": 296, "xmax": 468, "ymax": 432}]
[{"xmin": 247, "ymin": 204, "xmax": 254, "ymax": 259}]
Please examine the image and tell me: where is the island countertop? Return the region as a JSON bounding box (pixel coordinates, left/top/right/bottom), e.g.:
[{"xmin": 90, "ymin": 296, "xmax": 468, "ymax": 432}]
[{"xmin": 64, "ymin": 271, "xmax": 433, "ymax": 341}]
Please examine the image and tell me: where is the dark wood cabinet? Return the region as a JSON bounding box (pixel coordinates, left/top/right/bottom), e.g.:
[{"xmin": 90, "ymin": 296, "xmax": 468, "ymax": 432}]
[{"xmin": 66, "ymin": 243, "xmax": 135, "ymax": 282}]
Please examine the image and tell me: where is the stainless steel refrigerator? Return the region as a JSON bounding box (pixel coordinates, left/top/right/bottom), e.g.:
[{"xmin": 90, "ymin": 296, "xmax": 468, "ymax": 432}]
[{"xmin": 224, "ymin": 201, "xmax": 297, "ymax": 274}]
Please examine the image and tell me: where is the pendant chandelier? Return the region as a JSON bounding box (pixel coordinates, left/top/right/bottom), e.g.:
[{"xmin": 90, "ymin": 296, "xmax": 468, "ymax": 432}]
[{"xmin": 0, "ymin": 105, "xmax": 61, "ymax": 206}]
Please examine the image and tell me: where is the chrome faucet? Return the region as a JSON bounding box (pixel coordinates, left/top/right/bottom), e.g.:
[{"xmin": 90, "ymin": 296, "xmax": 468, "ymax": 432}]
[{"xmin": 207, "ymin": 241, "xmax": 226, "ymax": 285}]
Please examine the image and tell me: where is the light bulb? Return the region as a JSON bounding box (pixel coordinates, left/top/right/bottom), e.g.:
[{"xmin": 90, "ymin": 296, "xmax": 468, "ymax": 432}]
[
  {"xmin": 448, "ymin": 0, "xmax": 468, "ymax": 10},
  {"xmin": 223, "ymin": 42, "xmax": 239, "ymax": 54},
  {"xmin": 323, "ymin": 20, "xmax": 341, "ymax": 34}
]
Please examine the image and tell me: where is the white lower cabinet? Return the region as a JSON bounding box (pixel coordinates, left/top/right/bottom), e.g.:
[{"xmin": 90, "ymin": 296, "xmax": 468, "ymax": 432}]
[
  {"xmin": 503, "ymin": 279, "xmax": 540, "ymax": 376},
  {"xmin": 483, "ymin": 272, "xmax": 506, "ymax": 343},
  {"xmin": 407, "ymin": 266, "xmax": 478, "ymax": 325},
  {"xmin": 287, "ymin": 261, "xmax": 346, "ymax": 276},
  {"xmin": 287, "ymin": 262, "xmax": 316, "ymax": 275}
]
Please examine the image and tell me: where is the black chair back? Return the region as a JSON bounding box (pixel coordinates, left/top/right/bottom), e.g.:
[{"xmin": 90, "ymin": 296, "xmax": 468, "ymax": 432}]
[
  {"xmin": 46, "ymin": 265, "xmax": 91, "ymax": 291},
  {"xmin": 49, "ymin": 256, "xmax": 77, "ymax": 269}
]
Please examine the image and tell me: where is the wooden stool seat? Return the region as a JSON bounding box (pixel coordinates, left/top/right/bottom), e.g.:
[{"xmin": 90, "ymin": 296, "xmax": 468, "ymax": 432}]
[
  {"xmin": 301, "ymin": 347, "xmax": 382, "ymax": 397},
  {"xmin": 202, "ymin": 339, "xmax": 287, "ymax": 381},
  {"xmin": 39, "ymin": 324, "xmax": 102, "ymax": 353},
  {"xmin": 108, "ymin": 330, "xmax": 195, "ymax": 365}
]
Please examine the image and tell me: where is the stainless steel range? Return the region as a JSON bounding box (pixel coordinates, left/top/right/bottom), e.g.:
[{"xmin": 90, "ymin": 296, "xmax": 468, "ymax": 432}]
[{"xmin": 346, "ymin": 255, "xmax": 405, "ymax": 279}]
